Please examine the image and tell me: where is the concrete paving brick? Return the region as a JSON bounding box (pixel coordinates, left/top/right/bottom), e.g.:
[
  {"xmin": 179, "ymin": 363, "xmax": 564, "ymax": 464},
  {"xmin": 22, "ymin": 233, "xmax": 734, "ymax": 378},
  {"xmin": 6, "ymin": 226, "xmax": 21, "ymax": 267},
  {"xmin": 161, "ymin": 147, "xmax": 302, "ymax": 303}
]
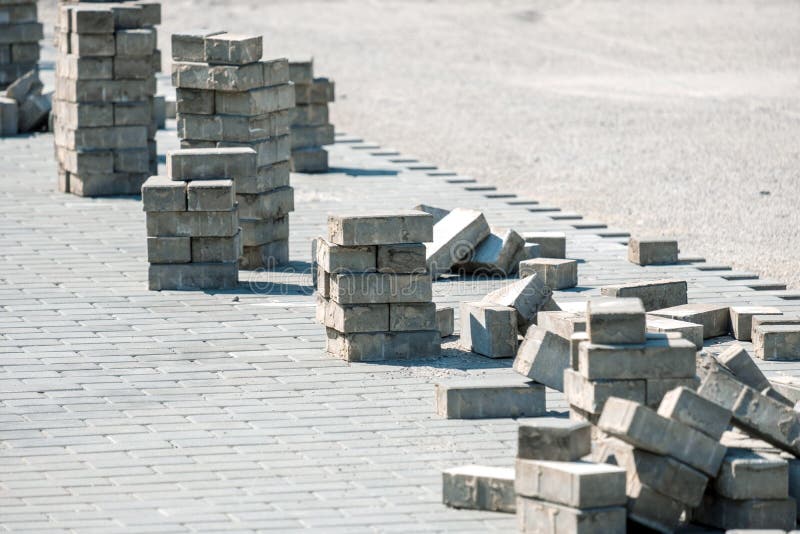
[
  {"xmin": 656, "ymin": 386, "xmax": 731, "ymax": 440},
  {"xmin": 537, "ymin": 310, "xmax": 586, "ymax": 341},
  {"xmin": 454, "ymin": 228, "xmax": 523, "ymax": 276},
  {"xmin": 628, "ymin": 237, "xmax": 678, "ymax": 266},
  {"xmin": 435, "ymin": 378, "xmax": 545, "ymax": 419},
  {"xmin": 519, "ymin": 257, "xmax": 578, "ymax": 290},
  {"xmin": 459, "ymin": 302, "xmax": 517, "ymax": 358},
  {"xmin": 651, "ymin": 303, "xmax": 731, "ymax": 339},
  {"xmin": 626, "ymin": 480, "xmax": 685, "ymax": 533},
  {"xmin": 204, "ymin": 33, "xmax": 262, "ymax": 66},
  {"xmin": 754, "ymin": 324, "xmax": 800, "ymax": 361},
  {"xmin": 515, "ymin": 458, "xmax": 626, "ymax": 508},
  {"xmin": 716, "ymin": 343, "xmax": 773, "ymax": 393},
  {"xmin": 517, "ymin": 418, "xmax": 591, "ymax": 461},
  {"xmin": 186, "ymin": 179, "xmax": 234, "ymax": 211},
  {"xmin": 714, "ymin": 448, "xmax": 789, "ymax": 500},
  {"xmin": 578, "ymin": 334, "xmax": 696, "ymax": 380},
  {"xmin": 442, "ymin": 465, "xmax": 515, "ymax": 513},
  {"xmin": 564, "ymin": 368, "xmax": 645, "ymax": 414},
  {"xmin": 520, "ymin": 231, "xmax": 566, "ymax": 259},
  {"xmin": 426, "ymin": 208, "xmax": 490, "ymax": 277},
  {"xmin": 513, "ymin": 326, "xmax": 569, "ymax": 391},
  {"xmin": 436, "ymin": 307, "xmax": 454, "ymax": 337},
  {"xmin": 377, "ymin": 243, "xmax": 426, "ymax": 274},
  {"xmin": 515, "ymin": 497, "xmax": 626, "ymax": 534},
  {"xmin": 482, "ymin": 274, "xmax": 555, "ymax": 334},
  {"xmin": 586, "ymin": 297, "xmax": 645, "ymax": 344},
  {"xmin": 644, "ymin": 377, "xmax": 699, "ymax": 408},
  {"xmin": 328, "ymin": 212, "xmax": 433, "ymax": 247},
  {"xmin": 329, "ymin": 272, "xmax": 432, "ymax": 305},
  {"xmin": 141, "ymin": 176, "xmax": 186, "ymax": 212},
  {"xmin": 600, "ymin": 278, "xmax": 687, "ymax": 312},
  {"xmin": 167, "ymin": 147, "xmax": 257, "ymax": 181},
  {"xmin": 646, "ymin": 315, "xmax": 704, "ymax": 349},
  {"xmin": 315, "ymin": 238, "xmax": 376, "ymax": 274}
]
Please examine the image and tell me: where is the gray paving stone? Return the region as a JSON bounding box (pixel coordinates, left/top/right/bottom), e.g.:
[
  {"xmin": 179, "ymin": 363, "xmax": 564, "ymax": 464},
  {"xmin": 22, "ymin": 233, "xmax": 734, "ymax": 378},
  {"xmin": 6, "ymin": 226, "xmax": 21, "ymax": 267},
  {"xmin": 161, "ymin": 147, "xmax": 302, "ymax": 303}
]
[
  {"xmin": 435, "ymin": 378, "xmax": 545, "ymax": 419},
  {"xmin": 442, "ymin": 465, "xmax": 515, "ymax": 513},
  {"xmin": 650, "ymin": 302, "xmax": 731, "ymax": 339},
  {"xmin": 515, "ymin": 497, "xmax": 626, "ymax": 534},
  {"xmin": 517, "ymin": 418, "xmax": 591, "ymax": 461},
  {"xmin": 458, "ymin": 302, "xmax": 517, "ymax": 358},
  {"xmin": 600, "ymin": 278, "xmax": 687, "ymax": 311}
]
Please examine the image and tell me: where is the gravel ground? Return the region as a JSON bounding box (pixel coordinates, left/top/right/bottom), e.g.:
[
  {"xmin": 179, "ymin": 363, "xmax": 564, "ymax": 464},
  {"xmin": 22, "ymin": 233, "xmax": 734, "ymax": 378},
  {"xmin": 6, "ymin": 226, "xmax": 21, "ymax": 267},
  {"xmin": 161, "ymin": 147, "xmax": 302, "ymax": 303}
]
[{"xmin": 41, "ymin": 0, "xmax": 800, "ymax": 286}]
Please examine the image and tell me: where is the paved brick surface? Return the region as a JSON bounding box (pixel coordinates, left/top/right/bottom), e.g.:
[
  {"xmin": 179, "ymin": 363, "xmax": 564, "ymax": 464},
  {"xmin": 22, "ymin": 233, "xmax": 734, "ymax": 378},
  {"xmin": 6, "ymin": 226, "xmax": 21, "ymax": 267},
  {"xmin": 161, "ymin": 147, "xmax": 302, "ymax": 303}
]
[{"xmin": 2, "ymin": 117, "xmax": 800, "ymax": 531}]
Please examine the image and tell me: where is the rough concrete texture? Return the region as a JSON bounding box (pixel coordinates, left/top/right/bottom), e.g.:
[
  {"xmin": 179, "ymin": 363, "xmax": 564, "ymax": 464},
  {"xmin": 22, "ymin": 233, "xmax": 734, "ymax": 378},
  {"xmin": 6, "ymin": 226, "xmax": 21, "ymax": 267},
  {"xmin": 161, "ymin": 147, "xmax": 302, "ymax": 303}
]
[{"xmin": 49, "ymin": 0, "xmax": 799, "ymax": 286}]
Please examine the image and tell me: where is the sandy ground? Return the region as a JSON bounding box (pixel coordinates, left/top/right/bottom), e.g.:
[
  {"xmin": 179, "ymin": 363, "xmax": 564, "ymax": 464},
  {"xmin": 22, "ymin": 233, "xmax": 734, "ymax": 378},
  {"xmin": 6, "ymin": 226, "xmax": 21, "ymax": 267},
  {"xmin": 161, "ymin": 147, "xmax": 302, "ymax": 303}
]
[{"xmin": 41, "ymin": 0, "xmax": 800, "ymax": 286}]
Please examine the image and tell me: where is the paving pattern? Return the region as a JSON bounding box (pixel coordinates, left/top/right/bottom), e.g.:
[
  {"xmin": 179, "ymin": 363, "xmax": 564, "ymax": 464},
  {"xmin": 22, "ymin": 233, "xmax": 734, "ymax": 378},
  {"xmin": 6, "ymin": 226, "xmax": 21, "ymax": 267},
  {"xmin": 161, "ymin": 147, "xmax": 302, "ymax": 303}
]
[{"xmin": 2, "ymin": 123, "xmax": 800, "ymax": 533}]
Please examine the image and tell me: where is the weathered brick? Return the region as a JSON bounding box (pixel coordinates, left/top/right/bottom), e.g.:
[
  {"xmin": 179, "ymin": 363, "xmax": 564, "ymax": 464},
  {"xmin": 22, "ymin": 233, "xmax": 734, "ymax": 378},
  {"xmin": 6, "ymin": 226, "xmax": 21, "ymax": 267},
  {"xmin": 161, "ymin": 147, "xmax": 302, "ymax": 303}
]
[
  {"xmin": 754, "ymin": 324, "xmax": 800, "ymax": 361},
  {"xmin": 656, "ymin": 386, "xmax": 731, "ymax": 440},
  {"xmin": 442, "ymin": 465, "xmax": 515, "ymax": 513},
  {"xmin": 693, "ymin": 493, "xmax": 796, "ymax": 531},
  {"xmin": 513, "ymin": 326, "xmax": 569, "ymax": 391},
  {"xmin": 716, "ymin": 343, "xmax": 772, "ymax": 393},
  {"xmin": 325, "ymin": 328, "xmax": 440, "ymax": 361},
  {"xmin": 146, "ymin": 236, "xmax": 190, "ymax": 264},
  {"xmin": 578, "ymin": 334, "xmax": 696, "ymax": 380},
  {"xmin": 517, "ymin": 418, "xmax": 591, "ymax": 461},
  {"xmin": 516, "ymin": 497, "xmax": 625, "ymax": 534},
  {"xmin": 426, "ymin": 208, "xmax": 490, "ymax": 277},
  {"xmin": 454, "ymin": 228, "xmax": 524, "ymax": 276},
  {"xmin": 377, "ymin": 243, "xmax": 426, "ymax": 274},
  {"xmin": 459, "ymin": 302, "xmax": 518, "ymax": 358},
  {"xmin": 328, "ymin": 211, "xmax": 433, "ymax": 246},
  {"xmin": 167, "ymin": 147, "xmax": 257, "ymax": 181},
  {"xmin": 141, "ymin": 175, "xmax": 186, "ymax": 212},
  {"xmin": 564, "ymin": 368, "xmax": 645, "ymax": 415},
  {"xmin": 714, "ymin": 448, "xmax": 789, "ymax": 500},
  {"xmin": 171, "ymin": 29, "xmax": 224, "ymax": 62},
  {"xmin": 587, "ymin": 297, "xmax": 646, "ymax": 345},
  {"xmin": 627, "ymin": 237, "xmax": 678, "ymax": 266},
  {"xmin": 520, "ymin": 231, "xmax": 566, "ymax": 259},
  {"xmin": 650, "ymin": 303, "xmax": 731, "ymax": 339},
  {"xmin": 204, "ymin": 33, "xmax": 262, "ymax": 65},
  {"xmin": 435, "ymin": 378, "xmax": 545, "ymax": 419},
  {"xmin": 315, "ymin": 238, "xmax": 376, "ymax": 274},
  {"xmin": 600, "ymin": 279, "xmax": 687, "ymax": 312},
  {"xmin": 148, "ymin": 262, "xmax": 238, "ymax": 291},
  {"xmin": 646, "ymin": 314, "xmax": 703, "ymax": 349},
  {"xmin": 483, "ymin": 274, "xmax": 556, "ymax": 333},
  {"xmin": 321, "ymin": 299, "xmax": 389, "ymax": 333},
  {"xmin": 329, "ymin": 272, "xmax": 432, "ymax": 305},
  {"xmin": 186, "ymin": 179, "xmax": 234, "ymax": 211},
  {"xmin": 515, "ymin": 459, "xmax": 626, "ymax": 508},
  {"xmin": 730, "ymin": 305, "xmax": 782, "ymax": 341}
]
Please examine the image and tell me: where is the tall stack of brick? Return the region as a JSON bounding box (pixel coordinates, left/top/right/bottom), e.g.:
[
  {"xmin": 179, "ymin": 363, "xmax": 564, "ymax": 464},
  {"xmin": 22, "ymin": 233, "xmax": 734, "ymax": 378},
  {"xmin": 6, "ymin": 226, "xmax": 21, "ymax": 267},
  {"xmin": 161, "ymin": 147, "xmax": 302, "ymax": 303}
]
[
  {"xmin": 289, "ymin": 58, "xmax": 334, "ymax": 173},
  {"xmin": 142, "ymin": 148, "xmax": 253, "ymax": 291},
  {"xmin": 0, "ymin": 0, "xmax": 42, "ymax": 90},
  {"xmin": 564, "ymin": 298, "xmax": 698, "ymax": 424},
  {"xmin": 315, "ymin": 212, "xmax": 441, "ymax": 362},
  {"xmin": 172, "ymin": 31, "xmax": 295, "ymax": 269},
  {"xmin": 54, "ymin": 1, "xmax": 161, "ymax": 196}
]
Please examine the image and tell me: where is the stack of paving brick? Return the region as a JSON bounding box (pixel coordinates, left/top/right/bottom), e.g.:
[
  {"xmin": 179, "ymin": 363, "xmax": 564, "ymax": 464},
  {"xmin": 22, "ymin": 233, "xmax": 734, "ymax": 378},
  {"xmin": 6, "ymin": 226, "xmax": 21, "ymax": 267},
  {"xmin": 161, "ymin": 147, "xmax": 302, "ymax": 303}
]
[
  {"xmin": 54, "ymin": 1, "xmax": 161, "ymax": 196},
  {"xmin": 172, "ymin": 31, "xmax": 295, "ymax": 268},
  {"xmin": 515, "ymin": 419, "xmax": 628, "ymax": 533},
  {"xmin": 315, "ymin": 212, "xmax": 442, "ymax": 362},
  {"xmin": 142, "ymin": 148, "xmax": 253, "ymax": 290},
  {"xmin": 594, "ymin": 390, "xmax": 731, "ymax": 532},
  {"xmin": 0, "ymin": 0, "xmax": 42, "ymax": 90},
  {"xmin": 288, "ymin": 58, "xmax": 334, "ymax": 173},
  {"xmin": 564, "ymin": 298, "xmax": 698, "ymax": 424}
]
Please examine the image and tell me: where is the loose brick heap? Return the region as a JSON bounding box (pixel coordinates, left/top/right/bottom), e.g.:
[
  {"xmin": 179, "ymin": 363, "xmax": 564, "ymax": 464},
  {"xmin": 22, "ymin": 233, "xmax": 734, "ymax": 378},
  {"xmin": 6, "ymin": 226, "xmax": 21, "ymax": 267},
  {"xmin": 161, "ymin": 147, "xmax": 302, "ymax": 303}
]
[
  {"xmin": 564, "ymin": 298, "xmax": 698, "ymax": 423},
  {"xmin": 0, "ymin": 0, "xmax": 42, "ymax": 90},
  {"xmin": 172, "ymin": 31, "xmax": 295, "ymax": 268},
  {"xmin": 54, "ymin": 0, "xmax": 161, "ymax": 196},
  {"xmin": 288, "ymin": 58, "xmax": 334, "ymax": 173},
  {"xmin": 141, "ymin": 148, "xmax": 254, "ymax": 290},
  {"xmin": 1, "ymin": 69, "xmax": 50, "ymax": 136},
  {"xmin": 315, "ymin": 212, "xmax": 441, "ymax": 362}
]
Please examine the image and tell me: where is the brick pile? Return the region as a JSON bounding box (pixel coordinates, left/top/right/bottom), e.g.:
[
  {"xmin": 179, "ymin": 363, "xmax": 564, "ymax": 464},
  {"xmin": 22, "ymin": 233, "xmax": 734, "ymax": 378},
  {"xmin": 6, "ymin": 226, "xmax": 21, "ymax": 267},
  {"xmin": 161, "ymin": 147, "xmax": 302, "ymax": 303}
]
[
  {"xmin": 315, "ymin": 212, "xmax": 441, "ymax": 362},
  {"xmin": 0, "ymin": 0, "xmax": 42, "ymax": 90},
  {"xmin": 54, "ymin": 1, "xmax": 161, "ymax": 196},
  {"xmin": 288, "ymin": 58, "xmax": 335, "ymax": 173},
  {"xmin": 142, "ymin": 148, "xmax": 254, "ymax": 291},
  {"xmin": 172, "ymin": 30, "xmax": 295, "ymax": 269},
  {"xmin": 1, "ymin": 69, "xmax": 50, "ymax": 136}
]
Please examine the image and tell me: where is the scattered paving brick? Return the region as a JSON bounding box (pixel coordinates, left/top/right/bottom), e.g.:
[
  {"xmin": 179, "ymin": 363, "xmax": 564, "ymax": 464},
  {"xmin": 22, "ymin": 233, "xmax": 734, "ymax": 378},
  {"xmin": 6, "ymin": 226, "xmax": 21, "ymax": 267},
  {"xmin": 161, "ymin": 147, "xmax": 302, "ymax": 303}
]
[
  {"xmin": 435, "ymin": 377, "xmax": 545, "ymax": 419},
  {"xmin": 627, "ymin": 236, "xmax": 679, "ymax": 266}
]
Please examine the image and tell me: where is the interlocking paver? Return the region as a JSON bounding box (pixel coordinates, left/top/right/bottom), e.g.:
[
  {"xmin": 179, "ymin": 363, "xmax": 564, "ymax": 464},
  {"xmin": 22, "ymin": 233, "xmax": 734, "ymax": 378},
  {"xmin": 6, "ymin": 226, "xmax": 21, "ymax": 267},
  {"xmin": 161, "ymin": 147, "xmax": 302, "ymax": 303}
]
[{"xmin": 2, "ymin": 81, "xmax": 799, "ymax": 532}]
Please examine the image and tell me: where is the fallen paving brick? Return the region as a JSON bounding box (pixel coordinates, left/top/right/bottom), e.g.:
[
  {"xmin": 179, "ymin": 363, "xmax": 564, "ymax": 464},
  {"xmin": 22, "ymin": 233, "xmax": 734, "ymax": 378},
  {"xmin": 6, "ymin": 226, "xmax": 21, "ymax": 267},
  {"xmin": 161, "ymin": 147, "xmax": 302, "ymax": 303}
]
[
  {"xmin": 516, "ymin": 496, "xmax": 625, "ymax": 534},
  {"xmin": 459, "ymin": 302, "xmax": 518, "ymax": 358},
  {"xmin": 730, "ymin": 306, "xmax": 782, "ymax": 341},
  {"xmin": 436, "ymin": 306, "xmax": 454, "ymax": 337},
  {"xmin": 515, "ymin": 459, "xmax": 626, "ymax": 508},
  {"xmin": 587, "ymin": 297, "xmax": 646, "ymax": 345},
  {"xmin": 657, "ymin": 386, "xmax": 732, "ymax": 440},
  {"xmin": 329, "ymin": 211, "xmax": 433, "ymax": 246},
  {"xmin": 454, "ymin": 228, "xmax": 524, "ymax": 275},
  {"xmin": 564, "ymin": 368, "xmax": 646, "ymax": 415},
  {"xmin": 519, "ymin": 258, "xmax": 578, "ymax": 289},
  {"xmin": 716, "ymin": 344, "xmax": 773, "ymax": 393},
  {"xmin": 713, "ymin": 448, "xmax": 789, "ymax": 500},
  {"xmin": 628, "ymin": 237, "xmax": 679, "ymax": 266},
  {"xmin": 600, "ymin": 279, "xmax": 687, "ymax": 312},
  {"xmin": 442, "ymin": 465, "xmax": 515, "ymax": 513},
  {"xmin": 513, "ymin": 326, "xmax": 569, "ymax": 391},
  {"xmin": 482, "ymin": 273, "xmax": 556, "ymax": 333},
  {"xmin": 646, "ymin": 314, "xmax": 704, "ymax": 349},
  {"xmin": 435, "ymin": 378, "xmax": 545, "ymax": 419},
  {"xmin": 520, "ymin": 231, "xmax": 566, "ymax": 259},
  {"xmin": 593, "ymin": 437, "xmax": 708, "ymax": 507},
  {"xmin": 537, "ymin": 310, "xmax": 586, "ymax": 340},
  {"xmin": 753, "ymin": 324, "xmax": 800, "ymax": 361},
  {"xmin": 426, "ymin": 208, "xmax": 490, "ymax": 277},
  {"xmin": 578, "ymin": 334, "xmax": 696, "ymax": 380},
  {"xmin": 697, "ymin": 369, "xmax": 800, "ymax": 456},
  {"xmin": 693, "ymin": 493, "xmax": 796, "ymax": 531},
  {"xmin": 598, "ymin": 397, "xmax": 726, "ymax": 476},
  {"xmin": 787, "ymin": 455, "xmax": 800, "ymax": 521},
  {"xmin": 517, "ymin": 418, "xmax": 591, "ymax": 461},
  {"xmin": 650, "ymin": 303, "xmax": 731, "ymax": 339}
]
